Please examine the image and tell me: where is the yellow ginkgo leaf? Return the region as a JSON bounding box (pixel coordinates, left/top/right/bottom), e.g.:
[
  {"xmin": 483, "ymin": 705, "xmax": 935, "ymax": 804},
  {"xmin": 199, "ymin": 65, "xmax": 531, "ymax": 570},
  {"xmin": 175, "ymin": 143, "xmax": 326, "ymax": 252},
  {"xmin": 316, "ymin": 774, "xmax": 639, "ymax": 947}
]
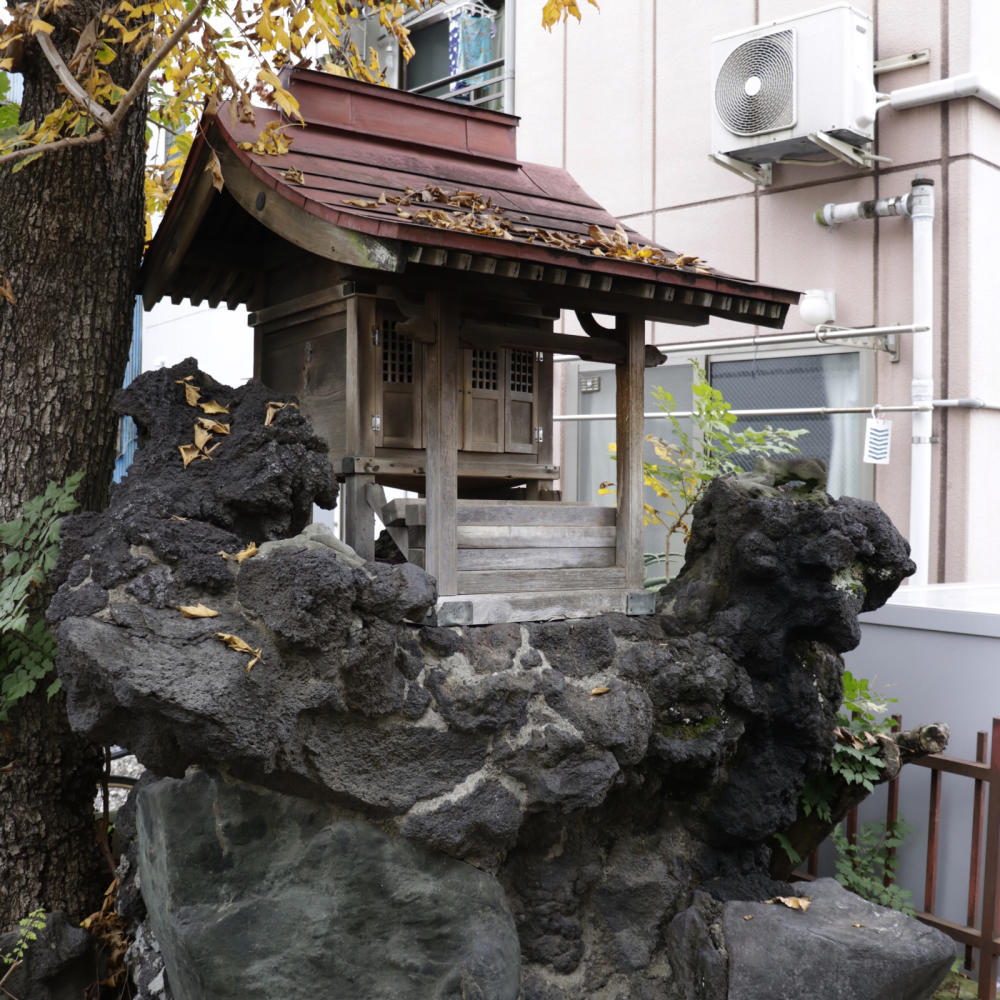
[
  {"xmin": 198, "ymin": 399, "xmax": 229, "ymax": 415},
  {"xmin": 179, "ymin": 603, "xmax": 219, "ymax": 618},
  {"xmin": 205, "ymin": 151, "xmax": 224, "ymax": 193},
  {"xmin": 178, "ymin": 444, "xmax": 202, "ymax": 468},
  {"xmin": 193, "ymin": 423, "xmax": 213, "ymax": 450},
  {"xmin": 766, "ymin": 896, "xmax": 811, "ymax": 911},
  {"xmin": 234, "ymin": 541, "xmax": 258, "ymax": 564},
  {"xmin": 196, "ymin": 417, "xmax": 230, "ymax": 435},
  {"xmin": 264, "ymin": 400, "xmax": 298, "ymax": 426},
  {"xmin": 178, "ymin": 382, "xmax": 201, "ymax": 406},
  {"xmin": 215, "ymin": 632, "xmax": 264, "ymax": 673}
]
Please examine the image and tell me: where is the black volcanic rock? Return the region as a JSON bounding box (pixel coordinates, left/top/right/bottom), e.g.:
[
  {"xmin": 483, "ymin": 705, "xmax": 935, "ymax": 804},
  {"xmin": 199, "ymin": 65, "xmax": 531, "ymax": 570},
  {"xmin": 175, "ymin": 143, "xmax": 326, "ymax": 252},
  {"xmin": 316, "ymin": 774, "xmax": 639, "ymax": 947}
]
[{"xmin": 47, "ymin": 367, "xmax": 935, "ymax": 1000}]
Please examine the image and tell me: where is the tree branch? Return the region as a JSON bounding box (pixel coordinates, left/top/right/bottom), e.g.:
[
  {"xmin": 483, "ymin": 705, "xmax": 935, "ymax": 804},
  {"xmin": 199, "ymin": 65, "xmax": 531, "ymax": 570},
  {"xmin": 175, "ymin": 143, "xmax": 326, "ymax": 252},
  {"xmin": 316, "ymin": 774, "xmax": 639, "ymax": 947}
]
[
  {"xmin": 4, "ymin": 0, "xmax": 210, "ymax": 169},
  {"xmin": 0, "ymin": 128, "xmax": 106, "ymax": 167},
  {"xmin": 107, "ymin": 0, "xmax": 211, "ymax": 132},
  {"xmin": 34, "ymin": 30, "xmax": 114, "ymax": 131}
]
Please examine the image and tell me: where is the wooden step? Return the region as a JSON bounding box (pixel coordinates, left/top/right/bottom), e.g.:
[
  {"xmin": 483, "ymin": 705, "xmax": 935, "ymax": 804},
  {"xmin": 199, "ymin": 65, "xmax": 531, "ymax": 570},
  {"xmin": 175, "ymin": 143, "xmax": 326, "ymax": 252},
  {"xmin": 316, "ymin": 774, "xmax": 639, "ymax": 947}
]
[
  {"xmin": 403, "ymin": 524, "xmax": 616, "ymax": 550},
  {"xmin": 382, "ymin": 497, "xmax": 616, "ymax": 528},
  {"xmin": 409, "ymin": 546, "xmax": 616, "ymax": 571},
  {"xmin": 457, "ymin": 567, "xmax": 627, "ymax": 594},
  {"xmin": 434, "ymin": 587, "xmax": 655, "ymax": 626}
]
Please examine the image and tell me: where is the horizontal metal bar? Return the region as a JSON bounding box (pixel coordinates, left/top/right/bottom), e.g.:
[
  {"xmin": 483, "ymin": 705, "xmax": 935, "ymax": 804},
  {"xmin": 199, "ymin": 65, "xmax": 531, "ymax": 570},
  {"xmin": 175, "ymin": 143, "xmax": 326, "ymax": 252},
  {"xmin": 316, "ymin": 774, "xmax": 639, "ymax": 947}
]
[
  {"xmin": 556, "ymin": 404, "xmax": 934, "ymax": 423},
  {"xmin": 408, "ymin": 58, "xmax": 506, "ymax": 96},
  {"xmin": 642, "ymin": 324, "xmax": 927, "ymax": 357}
]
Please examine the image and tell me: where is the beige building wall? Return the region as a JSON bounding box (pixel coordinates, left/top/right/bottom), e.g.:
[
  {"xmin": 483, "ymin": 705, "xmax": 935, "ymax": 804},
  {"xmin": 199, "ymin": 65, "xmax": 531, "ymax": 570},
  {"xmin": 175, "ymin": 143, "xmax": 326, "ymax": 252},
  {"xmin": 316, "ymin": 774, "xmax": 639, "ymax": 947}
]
[{"xmin": 514, "ymin": 0, "xmax": 1000, "ymax": 584}]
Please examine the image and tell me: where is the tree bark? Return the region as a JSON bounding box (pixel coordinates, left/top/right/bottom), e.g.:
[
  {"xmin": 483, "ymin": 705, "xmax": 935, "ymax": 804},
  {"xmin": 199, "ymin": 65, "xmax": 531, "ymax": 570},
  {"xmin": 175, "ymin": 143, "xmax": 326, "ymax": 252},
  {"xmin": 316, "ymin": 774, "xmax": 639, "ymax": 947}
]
[
  {"xmin": 0, "ymin": 3, "xmax": 147, "ymax": 931},
  {"xmin": 770, "ymin": 722, "xmax": 950, "ymax": 881}
]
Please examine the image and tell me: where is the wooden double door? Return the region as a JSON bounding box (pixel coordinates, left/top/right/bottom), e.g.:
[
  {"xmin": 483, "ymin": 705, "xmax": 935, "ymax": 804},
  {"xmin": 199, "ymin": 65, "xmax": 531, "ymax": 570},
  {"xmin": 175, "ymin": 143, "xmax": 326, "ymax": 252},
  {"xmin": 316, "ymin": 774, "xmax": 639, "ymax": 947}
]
[{"xmin": 376, "ymin": 320, "xmax": 541, "ymax": 457}]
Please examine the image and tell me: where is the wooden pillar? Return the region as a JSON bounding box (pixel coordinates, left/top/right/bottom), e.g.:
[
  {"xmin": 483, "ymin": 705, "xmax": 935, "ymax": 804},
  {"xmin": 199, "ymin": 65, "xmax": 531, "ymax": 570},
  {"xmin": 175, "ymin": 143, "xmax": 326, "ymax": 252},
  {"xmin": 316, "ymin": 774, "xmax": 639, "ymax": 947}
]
[
  {"xmin": 424, "ymin": 294, "xmax": 459, "ymax": 595},
  {"xmin": 342, "ymin": 294, "xmax": 377, "ymax": 561},
  {"xmin": 615, "ymin": 314, "xmax": 645, "ymax": 590},
  {"xmin": 526, "ymin": 350, "xmax": 554, "ymax": 500}
]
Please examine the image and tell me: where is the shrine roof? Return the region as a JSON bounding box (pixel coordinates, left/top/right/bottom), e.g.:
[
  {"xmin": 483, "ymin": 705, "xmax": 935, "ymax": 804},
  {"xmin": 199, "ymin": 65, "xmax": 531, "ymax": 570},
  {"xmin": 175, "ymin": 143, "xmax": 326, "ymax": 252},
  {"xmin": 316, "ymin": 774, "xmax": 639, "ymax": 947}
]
[{"xmin": 143, "ymin": 69, "xmax": 798, "ymax": 327}]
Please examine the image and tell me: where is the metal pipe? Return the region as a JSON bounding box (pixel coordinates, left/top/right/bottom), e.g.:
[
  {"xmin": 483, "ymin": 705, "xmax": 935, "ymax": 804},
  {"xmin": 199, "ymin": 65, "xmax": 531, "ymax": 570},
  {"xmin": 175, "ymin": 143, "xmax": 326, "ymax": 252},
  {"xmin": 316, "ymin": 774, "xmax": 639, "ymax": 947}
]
[
  {"xmin": 909, "ymin": 178, "xmax": 935, "ymax": 586},
  {"xmin": 555, "ymin": 398, "xmax": 996, "ymax": 423},
  {"xmin": 885, "ymin": 72, "xmax": 1000, "ymax": 113},
  {"xmin": 816, "ymin": 195, "xmax": 911, "ymax": 227},
  {"xmin": 634, "ymin": 324, "xmax": 926, "ymax": 357}
]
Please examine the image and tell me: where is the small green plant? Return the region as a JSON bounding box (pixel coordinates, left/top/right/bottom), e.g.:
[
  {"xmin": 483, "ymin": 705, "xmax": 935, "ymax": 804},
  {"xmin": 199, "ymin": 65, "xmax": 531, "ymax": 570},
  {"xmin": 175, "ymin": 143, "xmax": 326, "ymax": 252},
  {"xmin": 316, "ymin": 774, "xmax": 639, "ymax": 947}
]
[
  {"xmin": 1, "ymin": 908, "xmax": 46, "ymax": 987},
  {"xmin": 800, "ymin": 670, "xmax": 899, "ymax": 824},
  {"xmin": 832, "ymin": 818, "xmax": 914, "ymax": 915},
  {"xmin": 602, "ymin": 363, "xmax": 807, "ymax": 584},
  {"xmin": 0, "ymin": 472, "xmax": 83, "ymax": 721}
]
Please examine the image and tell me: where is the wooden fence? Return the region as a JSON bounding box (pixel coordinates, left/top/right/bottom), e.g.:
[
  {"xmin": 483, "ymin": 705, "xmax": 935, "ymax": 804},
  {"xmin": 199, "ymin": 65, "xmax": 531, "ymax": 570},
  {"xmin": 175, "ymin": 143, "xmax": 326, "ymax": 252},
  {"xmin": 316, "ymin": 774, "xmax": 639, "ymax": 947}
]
[{"xmin": 800, "ymin": 717, "xmax": 1000, "ymax": 1000}]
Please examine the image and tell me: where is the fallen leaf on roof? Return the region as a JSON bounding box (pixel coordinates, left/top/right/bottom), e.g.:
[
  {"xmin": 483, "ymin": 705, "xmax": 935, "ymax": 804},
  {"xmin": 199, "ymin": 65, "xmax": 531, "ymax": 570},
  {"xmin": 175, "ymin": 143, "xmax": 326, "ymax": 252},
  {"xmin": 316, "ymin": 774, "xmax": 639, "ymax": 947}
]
[
  {"xmin": 344, "ymin": 198, "xmax": 378, "ymax": 208},
  {"xmin": 179, "ymin": 603, "xmax": 219, "ymax": 619},
  {"xmin": 283, "ymin": 166, "xmax": 305, "ymax": 185}
]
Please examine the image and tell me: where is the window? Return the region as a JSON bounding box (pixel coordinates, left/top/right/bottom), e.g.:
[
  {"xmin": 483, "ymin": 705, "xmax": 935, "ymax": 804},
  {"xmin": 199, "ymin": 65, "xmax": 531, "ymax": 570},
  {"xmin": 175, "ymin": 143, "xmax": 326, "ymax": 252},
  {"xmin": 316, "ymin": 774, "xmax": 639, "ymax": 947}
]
[
  {"xmin": 361, "ymin": 0, "xmax": 510, "ymax": 113},
  {"xmin": 560, "ymin": 347, "xmax": 870, "ymax": 574},
  {"xmin": 709, "ymin": 350, "xmax": 867, "ymax": 499}
]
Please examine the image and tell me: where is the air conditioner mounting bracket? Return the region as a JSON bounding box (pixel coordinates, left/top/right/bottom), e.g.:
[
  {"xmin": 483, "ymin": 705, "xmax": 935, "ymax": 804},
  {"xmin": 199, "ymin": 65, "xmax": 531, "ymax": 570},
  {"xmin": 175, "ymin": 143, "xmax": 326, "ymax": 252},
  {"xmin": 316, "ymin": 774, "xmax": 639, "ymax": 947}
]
[
  {"xmin": 708, "ymin": 152, "xmax": 772, "ymax": 187},
  {"xmin": 807, "ymin": 130, "xmax": 884, "ymax": 170}
]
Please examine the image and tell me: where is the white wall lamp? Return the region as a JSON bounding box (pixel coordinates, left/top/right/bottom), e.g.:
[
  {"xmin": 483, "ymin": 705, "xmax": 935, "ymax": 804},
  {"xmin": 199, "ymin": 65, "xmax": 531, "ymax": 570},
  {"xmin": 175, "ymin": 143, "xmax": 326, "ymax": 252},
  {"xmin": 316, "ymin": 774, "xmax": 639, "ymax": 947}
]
[{"xmin": 798, "ymin": 289, "xmax": 837, "ymax": 327}]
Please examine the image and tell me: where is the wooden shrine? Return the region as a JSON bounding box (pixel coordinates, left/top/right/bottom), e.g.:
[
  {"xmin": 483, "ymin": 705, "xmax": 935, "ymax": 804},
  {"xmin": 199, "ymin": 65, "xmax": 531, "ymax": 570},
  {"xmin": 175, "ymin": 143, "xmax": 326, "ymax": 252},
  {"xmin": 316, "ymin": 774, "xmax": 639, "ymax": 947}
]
[{"xmin": 141, "ymin": 69, "xmax": 798, "ymax": 624}]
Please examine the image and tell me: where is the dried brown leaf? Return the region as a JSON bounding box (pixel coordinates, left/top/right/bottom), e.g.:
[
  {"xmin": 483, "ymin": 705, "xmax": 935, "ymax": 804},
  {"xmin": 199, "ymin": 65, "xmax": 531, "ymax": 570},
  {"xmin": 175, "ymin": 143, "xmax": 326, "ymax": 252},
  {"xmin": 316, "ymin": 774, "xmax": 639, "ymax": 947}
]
[
  {"xmin": 590, "ymin": 685, "xmax": 610, "ymax": 696},
  {"xmin": 215, "ymin": 632, "xmax": 264, "ymax": 673},
  {"xmin": 179, "ymin": 603, "xmax": 220, "ymax": 619},
  {"xmin": 0, "ymin": 273, "xmax": 15, "ymax": 305},
  {"xmin": 264, "ymin": 400, "xmax": 298, "ymax": 426},
  {"xmin": 170, "ymin": 515, "xmax": 189, "ymax": 522},
  {"xmin": 196, "ymin": 417, "xmax": 230, "ymax": 435},
  {"xmin": 766, "ymin": 896, "xmax": 810, "ymax": 911},
  {"xmin": 205, "ymin": 151, "xmax": 224, "ymax": 193},
  {"xmin": 198, "ymin": 399, "xmax": 229, "ymax": 415},
  {"xmin": 283, "ymin": 166, "xmax": 305, "ymax": 185},
  {"xmin": 193, "ymin": 423, "xmax": 213, "ymax": 451},
  {"xmin": 179, "ymin": 382, "xmax": 201, "ymax": 407},
  {"xmin": 178, "ymin": 444, "xmax": 202, "ymax": 468}
]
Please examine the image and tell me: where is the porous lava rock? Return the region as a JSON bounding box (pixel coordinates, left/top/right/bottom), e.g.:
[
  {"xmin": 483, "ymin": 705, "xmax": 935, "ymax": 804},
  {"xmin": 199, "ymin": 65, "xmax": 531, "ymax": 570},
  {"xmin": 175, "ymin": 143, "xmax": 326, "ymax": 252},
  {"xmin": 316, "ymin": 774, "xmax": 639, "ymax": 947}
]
[{"xmin": 48, "ymin": 361, "xmax": 938, "ymax": 999}]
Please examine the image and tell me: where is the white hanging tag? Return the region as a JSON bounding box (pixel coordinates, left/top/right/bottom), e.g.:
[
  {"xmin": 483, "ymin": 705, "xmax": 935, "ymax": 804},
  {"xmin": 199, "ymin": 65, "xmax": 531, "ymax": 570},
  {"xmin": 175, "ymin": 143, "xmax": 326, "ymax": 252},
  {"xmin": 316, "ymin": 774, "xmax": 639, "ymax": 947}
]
[{"xmin": 863, "ymin": 416, "xmax": 892, "ymax": 464}]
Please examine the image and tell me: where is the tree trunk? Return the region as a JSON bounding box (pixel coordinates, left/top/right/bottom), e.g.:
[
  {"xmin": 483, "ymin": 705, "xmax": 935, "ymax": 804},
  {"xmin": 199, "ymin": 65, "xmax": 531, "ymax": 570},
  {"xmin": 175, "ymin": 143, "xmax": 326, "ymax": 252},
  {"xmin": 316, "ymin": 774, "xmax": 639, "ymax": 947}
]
[
  {"xmin": 0, "ymin": 3, "xmax": 147, "ymax": 931},
  {"xmin": 770, "ymin": 722, "xmax": 950, "ymax": 880}
]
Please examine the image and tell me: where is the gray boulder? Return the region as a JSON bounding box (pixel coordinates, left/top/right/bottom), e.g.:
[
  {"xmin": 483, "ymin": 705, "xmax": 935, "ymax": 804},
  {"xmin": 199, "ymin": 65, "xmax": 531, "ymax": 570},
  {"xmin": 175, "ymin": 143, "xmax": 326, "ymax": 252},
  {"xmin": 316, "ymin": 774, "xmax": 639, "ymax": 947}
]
[
  {"xmin": 135, "ymin": 769, "xmax": 521, "ymax": 1000},
  {"xmin": 723, "ymin": 878, "xmax": 954, "ymax": 1000}
]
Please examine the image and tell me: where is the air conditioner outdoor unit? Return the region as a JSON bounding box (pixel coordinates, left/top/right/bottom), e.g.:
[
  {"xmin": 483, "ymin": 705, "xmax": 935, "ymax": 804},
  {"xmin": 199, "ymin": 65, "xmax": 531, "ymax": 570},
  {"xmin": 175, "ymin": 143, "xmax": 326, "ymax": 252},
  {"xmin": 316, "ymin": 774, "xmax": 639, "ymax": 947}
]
[{"xmin": 710, "ymin": 4, "xmax": 877, "ymax": 167}]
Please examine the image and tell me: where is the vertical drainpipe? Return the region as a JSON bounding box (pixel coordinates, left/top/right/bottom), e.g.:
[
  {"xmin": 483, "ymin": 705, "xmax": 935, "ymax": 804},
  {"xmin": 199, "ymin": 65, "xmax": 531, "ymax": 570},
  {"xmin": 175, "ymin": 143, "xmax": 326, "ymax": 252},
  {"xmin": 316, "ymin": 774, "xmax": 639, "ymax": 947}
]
[{"xmin": 908, "ymin": 178, "xmax": 935, "ymax": 586}]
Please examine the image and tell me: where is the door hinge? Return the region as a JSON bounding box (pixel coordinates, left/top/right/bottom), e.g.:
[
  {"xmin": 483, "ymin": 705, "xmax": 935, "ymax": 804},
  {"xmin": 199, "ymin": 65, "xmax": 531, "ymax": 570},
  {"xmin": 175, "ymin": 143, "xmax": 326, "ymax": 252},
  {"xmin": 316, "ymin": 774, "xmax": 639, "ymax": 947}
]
[
  {"xmin": 371, "ymin": 414, "xmax": 382, "ymax": 433},
  {"xmin": 372, "ymin": 325, "xmax": 381, "ymax": 347},
  {"xmin": 534, "ymin": 427, "xmax": 544, "ymax": 444}
]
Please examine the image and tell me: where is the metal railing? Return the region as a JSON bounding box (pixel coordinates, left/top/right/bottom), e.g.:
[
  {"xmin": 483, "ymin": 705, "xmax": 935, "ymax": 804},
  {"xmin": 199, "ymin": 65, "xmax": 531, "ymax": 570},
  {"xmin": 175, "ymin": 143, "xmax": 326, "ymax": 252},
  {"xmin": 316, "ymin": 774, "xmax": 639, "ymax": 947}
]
[
  {"xmin": 408, "ymin": 58, "xmax": 509, "ymax": 111},
  {"xmin": 798, "ymin": 717, "xmax": 1000, "ymax": 999}
]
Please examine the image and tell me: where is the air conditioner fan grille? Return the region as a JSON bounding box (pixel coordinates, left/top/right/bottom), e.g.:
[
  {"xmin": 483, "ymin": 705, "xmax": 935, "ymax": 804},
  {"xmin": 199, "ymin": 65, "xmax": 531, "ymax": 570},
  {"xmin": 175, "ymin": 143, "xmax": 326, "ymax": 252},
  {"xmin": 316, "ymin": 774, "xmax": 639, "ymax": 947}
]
[{"xmin": 715, "ymin": 30, "xmax": 794, "ymax": 137}]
